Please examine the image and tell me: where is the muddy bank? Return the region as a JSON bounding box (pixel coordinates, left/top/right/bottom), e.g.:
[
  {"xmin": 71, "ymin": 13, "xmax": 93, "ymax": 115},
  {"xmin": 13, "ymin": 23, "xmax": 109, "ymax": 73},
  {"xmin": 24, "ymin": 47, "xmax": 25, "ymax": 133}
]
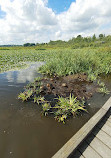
[{"xmin": 39, "ymin": 73, "xmax": 98, "ymax": 101}]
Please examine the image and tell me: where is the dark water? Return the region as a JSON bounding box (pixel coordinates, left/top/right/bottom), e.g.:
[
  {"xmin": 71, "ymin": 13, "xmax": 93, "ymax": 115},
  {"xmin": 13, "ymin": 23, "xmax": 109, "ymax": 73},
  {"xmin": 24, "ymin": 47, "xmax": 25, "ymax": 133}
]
[{"xmin": 0, "ymin": 63, "xmax": 110, "ymax": 158}]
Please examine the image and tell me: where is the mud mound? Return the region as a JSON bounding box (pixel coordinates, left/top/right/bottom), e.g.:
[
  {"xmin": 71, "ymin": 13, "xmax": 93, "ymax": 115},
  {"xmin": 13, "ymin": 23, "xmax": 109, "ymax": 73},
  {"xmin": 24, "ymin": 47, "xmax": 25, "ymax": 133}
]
[{"xmin": 40, "ymin": 73, "xmax": 97, "ymax": 100}]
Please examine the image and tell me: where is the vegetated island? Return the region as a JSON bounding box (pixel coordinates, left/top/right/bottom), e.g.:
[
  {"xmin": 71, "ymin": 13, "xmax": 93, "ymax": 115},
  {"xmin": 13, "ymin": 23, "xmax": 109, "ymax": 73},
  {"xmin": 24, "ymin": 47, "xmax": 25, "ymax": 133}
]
[{"xmin": 18, "ymin": 73, "xmax": 109, "ymax": 123}]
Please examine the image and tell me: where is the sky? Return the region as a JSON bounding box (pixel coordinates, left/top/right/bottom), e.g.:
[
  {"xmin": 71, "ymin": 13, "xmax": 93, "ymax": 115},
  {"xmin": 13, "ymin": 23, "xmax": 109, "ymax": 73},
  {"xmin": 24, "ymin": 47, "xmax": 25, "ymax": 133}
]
[
  {"xmin": 48, "ymin": 0, "xmax": 75, "ymax": 13},
  {"xmin": 0, "ymin": 0, "xmax": 111, "ymax": 45}
]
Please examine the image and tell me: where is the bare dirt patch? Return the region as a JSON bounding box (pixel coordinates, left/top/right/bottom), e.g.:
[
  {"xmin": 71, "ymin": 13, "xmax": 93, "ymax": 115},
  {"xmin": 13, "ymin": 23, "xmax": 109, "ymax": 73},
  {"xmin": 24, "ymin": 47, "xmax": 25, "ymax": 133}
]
[{"xmin": 40, "ymin": 73, "xmax": 97, "ymax": 101}]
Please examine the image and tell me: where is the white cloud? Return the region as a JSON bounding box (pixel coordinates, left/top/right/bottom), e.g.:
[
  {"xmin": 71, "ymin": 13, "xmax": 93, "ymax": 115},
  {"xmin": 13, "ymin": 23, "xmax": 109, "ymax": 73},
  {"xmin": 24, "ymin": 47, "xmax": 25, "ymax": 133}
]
[
  {"xmin": 0, "ymin": 0, "xmax": 111, "ymax": 44},
  {"xmin": 57, "ymin": 0, "xmax": 111, "ymax": 39},
  {"xmin": 0, "ymin": 0, "xmax": 58, "ymax": 44},
  {"xmin": 55, "ymin": 31, "xmax": 62, "ymax": 38}
]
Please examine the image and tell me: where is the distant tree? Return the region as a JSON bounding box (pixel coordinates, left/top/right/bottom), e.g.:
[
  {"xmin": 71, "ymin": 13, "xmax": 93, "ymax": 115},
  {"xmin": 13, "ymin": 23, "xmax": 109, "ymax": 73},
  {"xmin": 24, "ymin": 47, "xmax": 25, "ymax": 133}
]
[
  {"xmin": 49, "ymin": 40, "xmax": 54, "ymax": 45},
  {"xmin": 92, "ymin": 34, "xmax": 96, "ymax": 41},
  {"xmin": 30, "ymin": 43, "xmax": 35, "ymax": 46},
  {"xmin": 84, "ymin": 37, "xmax": 88, "ymax": 42},
  {"xmin": 23, "ymin": 43, "xmax": 30, "ymax": 47},
  {"xmin": 23, "ymin": 43, "xmax": 35, "ymax": 47},
  {"xmin": 76, "ymin": 35, "xmax": 83, "ymax": 42},
  {"xmin": 99, "ymin": 34, "xmax": 104, "ymax": 39},
  {"xmin": 41, "ymin": 43, "xmax": 45, "ymax": 45},
  {"xmin": 68, "ymin": 37, "xmax": 75, "ymax": 44},
  {"xmin": 105, "ymin": 35, "xmax": 111, "ymax": 41},
  {"xmin": 77, "ymin": 35, "xmax": 82, "ymax": 39},
  {"xmin": 86, "ymin": 37, "xmax": 92, "ymax": 43}
]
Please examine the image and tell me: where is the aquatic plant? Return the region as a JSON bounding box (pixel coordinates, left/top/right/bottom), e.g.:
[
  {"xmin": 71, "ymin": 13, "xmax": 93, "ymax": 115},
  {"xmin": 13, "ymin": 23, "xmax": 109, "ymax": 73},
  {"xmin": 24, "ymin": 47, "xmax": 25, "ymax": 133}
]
[
  {"xmin": 18, "ymin": 92, "xmax": 27, "ymax": 101},
  {"xmin": 97, "ymin": 80, "xmax": 110, "ymax": 94},
  {"xmin": 37, "ymin": 81, "xmax": 42, "ymax": 87},
  {"xmin": 35, "ymin": 89, "xmax": 41, "ymax": 95},
  {"xmin": 97, "ymin": 86, "xmax": 110, "ymax": 94},
  {"xmin": 25, "ymin": 83, "xmax": 33, "ymax": 89},
  {"xmin": 42, "ymin": 103, "xmax": 51, "ymax": 116},
  {"xmin": 33, "ymin": 96, "xmax": 45, "ymax": 104},
  {"xmin": 18, "ymin": 90, "xmax": 33, "ymax": 101},
  {"xmin": 34, "ymin": 77, "xmax": 41, "ymax": 82},
  {"xmin": 87, "ymin": 71, "xmax": 97, "ymax": 82},
  {"xmin": 54, "ymin": 94, "xmax": 86, "ymax": 123},
  {"xmin": 97, "ymin": 80, "xmax": 105, "ymax": 87}
]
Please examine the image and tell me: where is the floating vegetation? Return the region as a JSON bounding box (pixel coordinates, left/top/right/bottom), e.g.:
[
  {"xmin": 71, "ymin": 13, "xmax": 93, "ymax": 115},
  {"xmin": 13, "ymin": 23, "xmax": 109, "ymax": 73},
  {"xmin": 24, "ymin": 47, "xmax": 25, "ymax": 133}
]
[
  {"xmin": 42, "ymin": 103, "xmax": 51, "ymax": 116},
  {"xmin": 54, "ymin": 94, "xmax": 86, "ymax": 123},
  {"xmin": 34, "ymin": 77, "xmax": 41, "ymax": 82},
  {"xmin": 97, "ymin": 87, "xmax": 110, "ymax": 94},
  {"xmin": 97, "ymin": 80, "xmax": 105, "ymax": 87},
  {"xmin": 97, "ymin": 80, "xmax": 110, "ymax": 94},
  {"xmin": 87, "ymin": 72, "xmax": 97, "ymax": 82},
  {"xmin": 18, "ymin": 77, "xmax": 42, "ymax": 101},
  {"xmin": 33, "ymin": 96, "xmax": 45, "ymax": 104},
  {"xmin": 18, "ymin": 90, "xmax": 33, "ymax": 101}
]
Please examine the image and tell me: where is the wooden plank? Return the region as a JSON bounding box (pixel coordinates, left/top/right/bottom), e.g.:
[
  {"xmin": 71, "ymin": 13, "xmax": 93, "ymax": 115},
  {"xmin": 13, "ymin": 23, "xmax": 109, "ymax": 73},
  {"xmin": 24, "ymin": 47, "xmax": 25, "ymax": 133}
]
[
  {"xmin": 97, "ymin": 122, "xmax": 111, "ymax": 137},
  {"xmin": 102, "ymin": 97, "xmax": 111, "ymax": 111},
  {"xmin": 101, "ymin": 115, "xmax": 111, "ymax": 127},
  {"xmin": 79, "ymin": 141, "xmax": 102, "ymax": 158},
  {"xmin": 69, "ymin": 150, "xmax": 84, "ymax": 158},
  {"xmin": 97, "ymin": 118, "xmax": 111, "ymax": 129},
  {"xmin": 92, "ymin": 127, "xmax": 111, "ymax": 149},
  {"xmin": 100, "ymin": 124, "xmax": 111, "ymax": 137},
  {"xmin": 106, "ymin": 120, "xmax": 111, "ymax": 127},
  {"xmin": 108, "ymin": 112, "xmax": 111, "ymax": 118},
  {"xmin": 107, "ymin": 118, "xmax": 111, "ymax": 123},
  {"xmin": 109, "ymin": 115, "xmax": 111, "ymax": 119},
  {"xmin": 86, "ymin": 134, "xmax": 111, "ymax": 158},
  {"xmin": 52, "ymin": 108, "xmax": 106, "ymax": 158},
  {"xmin": 105, "ymin": 108, "xmax": 111, "ymax": 119}
]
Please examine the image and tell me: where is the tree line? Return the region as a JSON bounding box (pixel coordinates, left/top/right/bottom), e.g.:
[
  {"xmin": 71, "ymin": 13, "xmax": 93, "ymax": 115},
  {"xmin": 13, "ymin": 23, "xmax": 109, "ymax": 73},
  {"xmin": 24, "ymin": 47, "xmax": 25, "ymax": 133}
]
[{"xmin": 23, "ymin": 34, "xmax": 111, "ymax": 48}]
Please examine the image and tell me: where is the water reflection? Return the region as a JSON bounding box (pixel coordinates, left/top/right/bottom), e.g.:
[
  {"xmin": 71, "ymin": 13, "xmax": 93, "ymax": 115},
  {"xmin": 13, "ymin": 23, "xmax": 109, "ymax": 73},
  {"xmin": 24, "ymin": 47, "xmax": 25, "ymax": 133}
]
[
  {"xmin": 6, "ymin": 71, "xmax": 14, "ymax": 82},
  {"xmin": 6, "ymin": 62, "xmax": 44, "ymax": 83}
]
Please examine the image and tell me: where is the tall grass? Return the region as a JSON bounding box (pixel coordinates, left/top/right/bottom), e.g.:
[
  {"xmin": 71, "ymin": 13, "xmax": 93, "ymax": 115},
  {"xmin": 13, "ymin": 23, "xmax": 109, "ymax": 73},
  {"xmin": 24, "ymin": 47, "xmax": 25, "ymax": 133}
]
[
  {"xmin": 0, "ymin": 47, "xmax": 111, "ymax": 78},
  {"xmin": 39, "ymin": 47, "xmax": 111, "ymax": 78}
]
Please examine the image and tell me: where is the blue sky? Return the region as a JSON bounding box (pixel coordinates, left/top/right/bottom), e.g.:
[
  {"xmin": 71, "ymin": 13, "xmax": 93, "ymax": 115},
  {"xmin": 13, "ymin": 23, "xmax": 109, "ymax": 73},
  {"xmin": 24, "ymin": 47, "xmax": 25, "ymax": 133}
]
[
  {"xmin": 48, "ymin": 0, "xmax": 75, "ymax": 13},
  {"xmin": 0, "ymin": 6, "xmax": 6, "ymax": 19}
]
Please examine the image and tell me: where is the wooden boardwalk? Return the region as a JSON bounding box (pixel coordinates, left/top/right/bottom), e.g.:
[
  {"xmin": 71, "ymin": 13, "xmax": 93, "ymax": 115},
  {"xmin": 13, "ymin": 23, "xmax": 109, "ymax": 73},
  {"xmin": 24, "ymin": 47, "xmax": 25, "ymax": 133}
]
[
  {"xmin": 52, "ymin": 97, "xmax": 111, "ymax": 158},
  {"xmin": 69, "ymin": 108, "xmax": 111, "ymax": 158}
]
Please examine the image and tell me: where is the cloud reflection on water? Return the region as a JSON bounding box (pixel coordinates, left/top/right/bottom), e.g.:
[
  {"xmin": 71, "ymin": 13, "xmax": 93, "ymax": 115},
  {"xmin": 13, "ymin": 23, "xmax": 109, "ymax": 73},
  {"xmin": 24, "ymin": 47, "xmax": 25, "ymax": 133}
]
[
  {"xmin": 6, "ymin": 62, "xmax": 44, "ymax": 84},
  {"xmin": 6, "ymin": 71, "xmax": 14, "ymax": 83}
]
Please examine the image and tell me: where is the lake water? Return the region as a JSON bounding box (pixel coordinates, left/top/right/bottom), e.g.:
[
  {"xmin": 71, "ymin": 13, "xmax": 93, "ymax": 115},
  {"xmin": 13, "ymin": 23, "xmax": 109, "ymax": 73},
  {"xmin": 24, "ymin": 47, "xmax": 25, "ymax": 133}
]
[{"xmin": 0, "ymin": 62, "xmax": 110, "ymax": 158}]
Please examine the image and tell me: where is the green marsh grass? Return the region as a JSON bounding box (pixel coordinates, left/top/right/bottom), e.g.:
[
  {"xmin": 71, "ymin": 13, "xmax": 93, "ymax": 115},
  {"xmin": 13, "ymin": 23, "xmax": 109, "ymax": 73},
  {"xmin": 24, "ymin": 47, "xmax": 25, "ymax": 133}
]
[
  {"xmin": 39, "ymin": 47, "xmax": 111, "ymax": 78},
  {"xmin": 0, "ymin": 47, "xmax": 111, "ymax": 78}
]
